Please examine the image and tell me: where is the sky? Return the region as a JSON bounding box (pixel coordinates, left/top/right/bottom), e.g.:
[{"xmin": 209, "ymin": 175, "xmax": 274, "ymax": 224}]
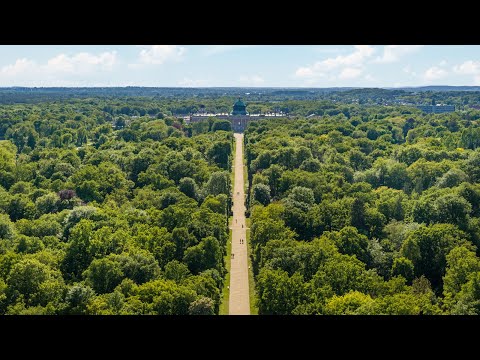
[{"xmin": 0, "ymin": 45, "xmax": 480, "ymax": 87}]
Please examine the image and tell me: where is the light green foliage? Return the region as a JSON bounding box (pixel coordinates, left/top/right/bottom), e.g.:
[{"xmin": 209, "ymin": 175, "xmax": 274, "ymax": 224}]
[
  {"xmin": 245, "ymin": 106, "xmax": 480, "ymax": 315},
  {"xmin": 451, "ymin": 272, "xmax": 480, "ymax": 314},
  {"xmin": 1, "ymin": 92, "xmax": 480, "ymax": 315},
  {"xmin": 125, "ymin": 279, "xmax": 197, "ymax": 315},
  {"xmin": 443, "ymin": 246, "xmax": 480, "ymax": 311},
  {"xmin": 164, "ymin": 260, "xmax": 191, "ymax": 283},
  {"xmin": 323, "ymin": 226, "xmax": 370, "ymax": 264},
  {"xmin": 201, "ymin": 194, "xmax": 227, "ymax": 214},
  {"xmin": 436, "ymin": 168, "xmax": 469, "ymax": 188},
  {"xmin": 324, "ymin": 291, "xmax": 375, "ymax": 315},
  {"xmin": 0, "ymin": 105, "xmax": 231, "ymax": 314},
  {"xmin": 7, "ymin": 258, "xmax": 65, "ymax": 307},
  {"xmin": 256, "ymin": 268, "xmax": 307, "ymax": 315},
  {"xmin": 204, "ymin": 171, "xmax": 230, "ymax": 196},
  {"xmin": 188, "ymin": 296, "xmax": 215, "ymax": 315},
  {"xmin": 464, "ymin": 151, "xmax": 480, "ymax": 183},
  {"xmin": 35, "ymin": 192, "xmax": 61, "ymax": 215}
]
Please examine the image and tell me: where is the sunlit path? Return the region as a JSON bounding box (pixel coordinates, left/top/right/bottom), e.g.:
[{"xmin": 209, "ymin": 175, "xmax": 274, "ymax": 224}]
[{"xmin": 228, "ymin": 133, "xmax": 250, "ymax": 315}]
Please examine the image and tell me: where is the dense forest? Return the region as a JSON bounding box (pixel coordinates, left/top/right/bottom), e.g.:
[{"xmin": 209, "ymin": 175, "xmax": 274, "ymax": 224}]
[
  {"xmin": 245, "ymin": 104, "xmax": 480, "ymax": 314},
  {"xmin": 0, "ymin": 98, "xmax": 234, "ymax": 314},
  {"xmin": 2, "ymin": 88, "xmax": 480, "ymax": 315}
]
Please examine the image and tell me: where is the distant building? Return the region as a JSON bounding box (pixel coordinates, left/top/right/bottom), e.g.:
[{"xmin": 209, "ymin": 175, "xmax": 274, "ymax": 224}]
[
  {"xmin": 187, "ymin": 98, "xmax": 286, "ymax": 132},
  {"xmin": 416, "ymin": 105, "xmax": 455, "ymax": 113}
]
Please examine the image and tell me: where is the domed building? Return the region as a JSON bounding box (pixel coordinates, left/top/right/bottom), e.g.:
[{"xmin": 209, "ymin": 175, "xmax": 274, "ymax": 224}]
[
  {"xmin": 187, "ymin": 97, "xmax": 286, "ymax": 132},
  {"xmin": 232, "ymin": 98, "xmax": 247, "ymax": 116}
]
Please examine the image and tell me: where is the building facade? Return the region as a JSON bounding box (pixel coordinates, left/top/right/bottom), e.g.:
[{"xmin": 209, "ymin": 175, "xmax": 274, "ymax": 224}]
[{"xmin": 186, "ymin": 98, "xmax": 286, "ymax": 132}]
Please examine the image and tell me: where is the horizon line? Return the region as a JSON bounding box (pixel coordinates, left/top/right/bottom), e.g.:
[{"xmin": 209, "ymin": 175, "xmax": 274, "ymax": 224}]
[{"xmin": 0, "ymin": 85, "xmax": 478, "ymax": 89}]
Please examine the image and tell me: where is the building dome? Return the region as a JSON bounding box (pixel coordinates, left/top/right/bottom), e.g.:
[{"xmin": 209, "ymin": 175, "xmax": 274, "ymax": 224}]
[
  {"xmin": 232, "ymin": 98, "xmax": 247, "ymax": 115},
  {"xmin": 234, "ymin": 99, "xmax": 246, "ymax": 107}
]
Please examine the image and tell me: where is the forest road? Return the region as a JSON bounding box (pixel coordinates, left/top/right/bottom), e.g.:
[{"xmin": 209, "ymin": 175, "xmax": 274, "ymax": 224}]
[{"xmin": 228, "ymin": 133, "xmax": 250, "ymax": 315}]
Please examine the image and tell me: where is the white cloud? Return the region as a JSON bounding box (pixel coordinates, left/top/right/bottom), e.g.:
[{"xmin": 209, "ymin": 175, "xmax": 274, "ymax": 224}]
[
  {"xmin": 453, "ymin": 60, "xmax": 480, "ymax": 75},
  {"xmin": 46, "ymin": 51, "xmax": 117, "ymax": 73},
  {"xmin": 134, "ymin": 45, "xmax": 185, "ymax": 66},
  {"xmin": 295, "ymin": 45, "xmax": 375, "ymax": 79},
  {"xmin": 1, "ymin": 52, "xmax": 117, "ymax": 77},
  {"xmin": 424, "ymin": 66, "xmax": 448, "ymax": 81},
  {"xmin": 439, "ymin": 60, "xmax": 447, "ymax": 66},
  {"xmin": 339, "ymin": 67, "xmax": 362, "ymax": 79},
  {"xmin": 453, "ymin": 60, "xmax": 480, "ymax": 85},
  {"xmin": 0, "ymin": 58, "xmax": 36, "ymax": 76},
  {"xmin": 239, "ymin": 75, "xmax": 265, "ymax": 85},
  {"xmin": 375, "ymin": 45, "xmax": 424, "ymax": 63},
  {"xmin": 0, "ymin": 51, "xmax": 118, "ymax": 86},
  {"xmin": 320, "ymin": 45, "xmax": 375, "ymax": 69}
]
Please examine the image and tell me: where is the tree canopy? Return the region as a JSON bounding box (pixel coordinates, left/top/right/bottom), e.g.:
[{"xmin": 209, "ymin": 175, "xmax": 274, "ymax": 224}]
[{"xmin": 0, "ymin": 98, "xmax": 233, "ymax": 314}]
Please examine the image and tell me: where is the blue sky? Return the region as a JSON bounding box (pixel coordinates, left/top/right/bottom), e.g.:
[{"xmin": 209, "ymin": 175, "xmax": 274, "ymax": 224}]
[{"xmin": 0, "ymin": 45, "xmax": 480, "ymax": 87}]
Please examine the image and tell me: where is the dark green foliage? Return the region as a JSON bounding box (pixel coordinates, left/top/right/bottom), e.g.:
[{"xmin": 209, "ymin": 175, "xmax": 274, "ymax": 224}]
[
  {"xmin": 183, "ymin": 236, "xmax": 223, "ymax": 275},
  {"xmin": 2, "ymin": 90, "xmax": 480, "ymax": 315},
  {"xmin": 246, "ymin": 105, "xmax": 480, "ymax": 314},
  {"xmin": 0, "ymin": 98, "xmax": 232, "ymax": 314},
  {"xmin": 211, "ymin": 119, "xmax": 232, "ymax": 132},
  {"xmin": 207, "ymin": 140, "xmax": 231, "ymax": 169},
  {"xmin": 391, "ymin": 257, "xmax": 415, "ymax": 283},
  {"xmin": 325, "ymin": 226, "xmax": 371, "ymax": 265},
  {"xmin": 83, "ymin": 257, "xmax": 124, "ymax": 294},
  {"xmin": 179, "ymin": 177, "xmax": 198, "ymax": 199},
  {"xmin": 401, "ymin": 224, "xmax": 471, "ymax": 289},
  {"xmin": 251, "ymin": 183, "xmax": 271, "ymax": 206}
]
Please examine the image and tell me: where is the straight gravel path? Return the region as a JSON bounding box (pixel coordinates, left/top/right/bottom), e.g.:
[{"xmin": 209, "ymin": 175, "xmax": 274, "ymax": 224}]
[{"xmin": 228, "ymin": 133, "xmax": 250, "ymax": 315}]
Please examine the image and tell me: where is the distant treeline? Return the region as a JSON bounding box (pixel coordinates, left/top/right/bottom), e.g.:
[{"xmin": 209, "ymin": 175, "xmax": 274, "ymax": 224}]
[{"xmin": 2, "ymin": 87, "xmax": 480, "ymax": 109}]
